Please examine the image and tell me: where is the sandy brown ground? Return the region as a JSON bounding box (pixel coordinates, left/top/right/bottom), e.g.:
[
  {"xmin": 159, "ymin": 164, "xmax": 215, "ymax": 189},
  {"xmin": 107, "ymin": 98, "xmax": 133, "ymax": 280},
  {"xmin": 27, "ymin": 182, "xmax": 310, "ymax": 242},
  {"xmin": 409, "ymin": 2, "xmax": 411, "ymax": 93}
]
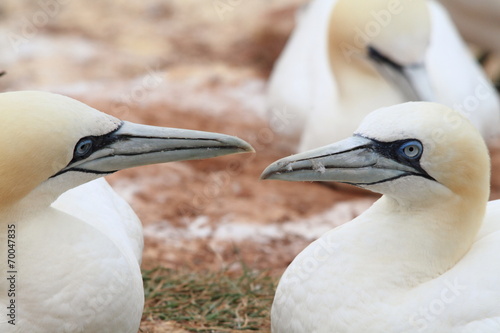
[
  {"xmin": 0, "ymin": 0, "xmax": 368, "ymax": 275},
  {"xmin": 1, "ymin": 1, "xmax": 500, "ymax": 332}
]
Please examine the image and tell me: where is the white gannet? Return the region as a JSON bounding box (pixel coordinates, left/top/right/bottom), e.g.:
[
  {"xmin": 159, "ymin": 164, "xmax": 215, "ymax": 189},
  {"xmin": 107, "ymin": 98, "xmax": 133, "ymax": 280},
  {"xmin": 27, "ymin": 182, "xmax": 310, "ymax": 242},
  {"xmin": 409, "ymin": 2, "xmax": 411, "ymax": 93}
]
[
  {"xmin": 0, "ymin": 91, "xmax": 253, "ymax": 333},
  {"xmin": 261, "ymin": 102, "xmax": 500, "ymax": 332},
  {"xmin": 437, "ymin": 0, "xmax": 500, "ymax": 52},
  {"xmin": 267, "ymin": 0, "xmax": 500, "ymax": 152},
  {"xmin": 266, "ymin": 0, "xmax": 337, "ymax": 138}
]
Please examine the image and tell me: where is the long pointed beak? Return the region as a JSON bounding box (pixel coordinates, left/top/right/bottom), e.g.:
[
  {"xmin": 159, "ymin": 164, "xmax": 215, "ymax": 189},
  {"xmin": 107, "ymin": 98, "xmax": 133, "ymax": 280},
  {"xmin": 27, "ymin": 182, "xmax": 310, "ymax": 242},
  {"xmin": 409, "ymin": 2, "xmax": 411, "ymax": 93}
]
[
  {"xmin": 368, "ymin": 46, "xmax": 435, "ymax": 101},
  {"xmin": 400, "ymin": 65, "xmax": 435, "ymax": 101},
  {"xmin": 260, "ymin": 136, "xmax": 424, "ymax": 185},
  {"xmin": 61, "ymin": 121, "xmax": 254, "ymax": 175},
  {"xmin": 377, "ymin": 62, "xmax": 435, "ymax": 101}
]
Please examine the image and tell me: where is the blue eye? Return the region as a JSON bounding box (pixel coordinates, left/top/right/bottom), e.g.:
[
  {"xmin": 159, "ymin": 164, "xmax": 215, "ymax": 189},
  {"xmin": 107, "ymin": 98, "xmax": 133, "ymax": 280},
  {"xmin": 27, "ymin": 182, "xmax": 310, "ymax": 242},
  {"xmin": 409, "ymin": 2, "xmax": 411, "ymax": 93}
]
[
  {"xmin": 75, "ymin": 138, "xmax": 94, "ymax": 157},
  {"xmin": 399, "ymin": 141, "xmax": 422, "ymax": 159}
]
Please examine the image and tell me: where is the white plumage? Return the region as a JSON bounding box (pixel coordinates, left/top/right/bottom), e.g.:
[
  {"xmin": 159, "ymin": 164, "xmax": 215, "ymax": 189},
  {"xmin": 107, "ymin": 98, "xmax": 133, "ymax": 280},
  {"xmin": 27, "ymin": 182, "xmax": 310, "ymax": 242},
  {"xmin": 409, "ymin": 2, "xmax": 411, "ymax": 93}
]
[
  {"xmin": 262, "ymin": 102, "xmax": 500, "ymax": 332},
  {"xmin": 267, "ymin": 0, "xmax": 500, "ymax": 152},
  {"xmin": 0, "ymin": 91, "xmax": 253, "ymax": 333}
]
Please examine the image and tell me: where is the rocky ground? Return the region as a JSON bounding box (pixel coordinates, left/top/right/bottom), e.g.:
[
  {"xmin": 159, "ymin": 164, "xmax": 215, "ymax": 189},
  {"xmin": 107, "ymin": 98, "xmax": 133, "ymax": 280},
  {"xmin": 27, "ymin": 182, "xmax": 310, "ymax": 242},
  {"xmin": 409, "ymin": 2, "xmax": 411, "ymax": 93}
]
[{"xmin": 1, "ymin": 1, "xmax": 500, "ymax": 332}]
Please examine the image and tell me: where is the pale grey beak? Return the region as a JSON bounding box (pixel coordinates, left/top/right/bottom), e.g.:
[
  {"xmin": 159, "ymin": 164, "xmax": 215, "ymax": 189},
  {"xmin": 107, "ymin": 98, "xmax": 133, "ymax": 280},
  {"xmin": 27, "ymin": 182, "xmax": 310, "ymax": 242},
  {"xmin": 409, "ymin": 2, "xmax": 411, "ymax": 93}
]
[
  {"xmin": 260, "ymin": 136, "xmax": 433, "ymax": 186},
  {"xmin": 399, "ymin": 65, "xmax": 436, "ymax": 101},
  {"xmin": 57, "ymin": 121, "xmax": 254, "ymax": 176},
  {"xmin": 368, "ymin": 46, "xmax": 435, "ymax": 101}
]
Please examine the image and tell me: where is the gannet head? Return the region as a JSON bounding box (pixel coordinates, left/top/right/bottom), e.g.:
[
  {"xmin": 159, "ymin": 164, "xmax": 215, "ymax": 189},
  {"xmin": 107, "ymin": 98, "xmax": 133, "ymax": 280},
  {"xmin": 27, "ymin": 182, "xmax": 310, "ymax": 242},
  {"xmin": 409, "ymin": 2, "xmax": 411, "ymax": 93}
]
[
  {"xmin": 262, "ymin": 102, "xmax": 490, "ymax": 207},
  {"xmin": 0, "ymin": 91, "xmax": 254, "ymax": 209},
  {"xmin": 329, "ymin": 0, "xmax": 434, "ymax": 101}
]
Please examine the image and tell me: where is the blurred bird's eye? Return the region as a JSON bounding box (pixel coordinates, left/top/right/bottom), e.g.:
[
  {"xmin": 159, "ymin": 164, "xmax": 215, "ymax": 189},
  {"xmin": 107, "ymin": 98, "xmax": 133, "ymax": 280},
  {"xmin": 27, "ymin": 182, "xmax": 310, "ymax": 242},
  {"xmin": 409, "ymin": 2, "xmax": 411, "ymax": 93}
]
[
  {"xmin": 75, "ymin": 138, "xmax": 94, "ymax": 157},
  {"xmin": 399, "ymin": 141, "xmax": 422, "ymax": 159}
]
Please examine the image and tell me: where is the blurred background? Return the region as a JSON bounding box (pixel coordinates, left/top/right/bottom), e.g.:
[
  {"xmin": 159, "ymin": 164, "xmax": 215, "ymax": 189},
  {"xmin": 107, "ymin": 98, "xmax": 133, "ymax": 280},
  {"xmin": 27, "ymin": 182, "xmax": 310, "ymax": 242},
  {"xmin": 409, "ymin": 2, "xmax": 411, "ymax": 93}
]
[{"xmin": 1, "ymin": 1, "xmax": 500, "ymax": 332}]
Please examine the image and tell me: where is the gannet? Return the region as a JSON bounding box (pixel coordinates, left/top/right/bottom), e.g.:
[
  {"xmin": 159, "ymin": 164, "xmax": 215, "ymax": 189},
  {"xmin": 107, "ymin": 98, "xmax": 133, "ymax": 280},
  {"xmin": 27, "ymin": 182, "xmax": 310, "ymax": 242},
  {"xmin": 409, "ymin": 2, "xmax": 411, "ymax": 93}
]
[
  {"xmin": 0, "ymin": 91, "xmax": 253, "ymax": 333},
  {"xmin": 262, "ymin": 102, "xmax": 500, "ymax": 332},
  {"xmin": 437, "ymin": 0, "xmax": 500, "ymax": 52},
  {"xmin": 267, "ymin": 0, "xmax": 500, "ymax": 152}
]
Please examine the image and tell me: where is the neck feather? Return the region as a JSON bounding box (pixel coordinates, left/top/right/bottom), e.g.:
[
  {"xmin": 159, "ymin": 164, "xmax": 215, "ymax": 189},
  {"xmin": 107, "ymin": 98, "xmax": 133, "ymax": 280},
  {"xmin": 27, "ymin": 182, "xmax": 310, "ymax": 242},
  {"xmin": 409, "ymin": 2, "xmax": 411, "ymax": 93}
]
[{"xmin": 353, "ymin": 186, "xmax": 487, "ymax": 287}]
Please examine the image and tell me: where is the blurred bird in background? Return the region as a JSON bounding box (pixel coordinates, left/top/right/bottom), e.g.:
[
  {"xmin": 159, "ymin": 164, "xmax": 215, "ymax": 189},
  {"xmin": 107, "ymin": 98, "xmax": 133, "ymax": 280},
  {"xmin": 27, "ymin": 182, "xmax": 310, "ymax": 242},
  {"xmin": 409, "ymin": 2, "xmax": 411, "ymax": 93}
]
[
  {"xmin": 267, "ymin": 0, "xmax": 500, "ymax": 152},
  {"xmin": 437, "ymin": 0, "xmax": 500, "ymax": 53}
]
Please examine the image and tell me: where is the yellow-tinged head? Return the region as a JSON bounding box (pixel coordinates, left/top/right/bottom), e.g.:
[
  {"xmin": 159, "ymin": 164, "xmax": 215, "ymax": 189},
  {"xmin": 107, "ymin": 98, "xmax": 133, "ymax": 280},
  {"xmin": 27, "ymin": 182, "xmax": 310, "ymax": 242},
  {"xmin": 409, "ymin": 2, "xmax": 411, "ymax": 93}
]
[
  {"xmin": 0, "ymin": 91, "xmax": 253, "ymax": 210},
  {"xmin": 330, "ymin": 0, "xmax": 430, "ymax": 65},
  {"xmin": 0, "ymin": 91, "xmax": 120, "ymax": 207},
  {"xmin": 329, "ymin": 0, "xmax": 433, "ymax": 100},
  {"xmin": 355, "ymin": 102, "xmax": 490, "ymax": 205},
  {"xmin": 262, "ymin": 102, "xmax": 490, "ymax": 210}
]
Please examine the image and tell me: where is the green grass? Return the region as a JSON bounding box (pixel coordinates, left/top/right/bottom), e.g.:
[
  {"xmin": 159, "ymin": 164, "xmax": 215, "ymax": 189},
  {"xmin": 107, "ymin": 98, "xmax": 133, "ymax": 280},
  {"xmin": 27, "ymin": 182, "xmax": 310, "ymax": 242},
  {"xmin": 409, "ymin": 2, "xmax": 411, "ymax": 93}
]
[{"xmin": 142, "ymin": 266, "xmax": 278, "ymax": 332}]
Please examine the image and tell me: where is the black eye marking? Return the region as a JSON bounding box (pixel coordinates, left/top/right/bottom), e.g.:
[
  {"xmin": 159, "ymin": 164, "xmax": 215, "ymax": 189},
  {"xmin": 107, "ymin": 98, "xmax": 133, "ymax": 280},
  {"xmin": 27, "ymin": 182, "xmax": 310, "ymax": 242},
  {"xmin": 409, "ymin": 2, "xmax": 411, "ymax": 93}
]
[
  {"xmin": 367, "ymin": 46, "xmax": 403, "ymax": 71},
  {"xmin": 49, "ymin": 122, "xmax": 125, "ymax": 179},
  {"xmin": 74, "ymin": 138, "xmax": 94, "ymax": 158},
  {"xmin": 354, "ymin": 135, "xmax": 435, "ymax": 182},
  {"xmin": 368, "ymin": 138, "xmax": 425, "ymax": 165},
  {"xmin": 68, "ymin": 123, "xmax": 125, "ymax": 164}
]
